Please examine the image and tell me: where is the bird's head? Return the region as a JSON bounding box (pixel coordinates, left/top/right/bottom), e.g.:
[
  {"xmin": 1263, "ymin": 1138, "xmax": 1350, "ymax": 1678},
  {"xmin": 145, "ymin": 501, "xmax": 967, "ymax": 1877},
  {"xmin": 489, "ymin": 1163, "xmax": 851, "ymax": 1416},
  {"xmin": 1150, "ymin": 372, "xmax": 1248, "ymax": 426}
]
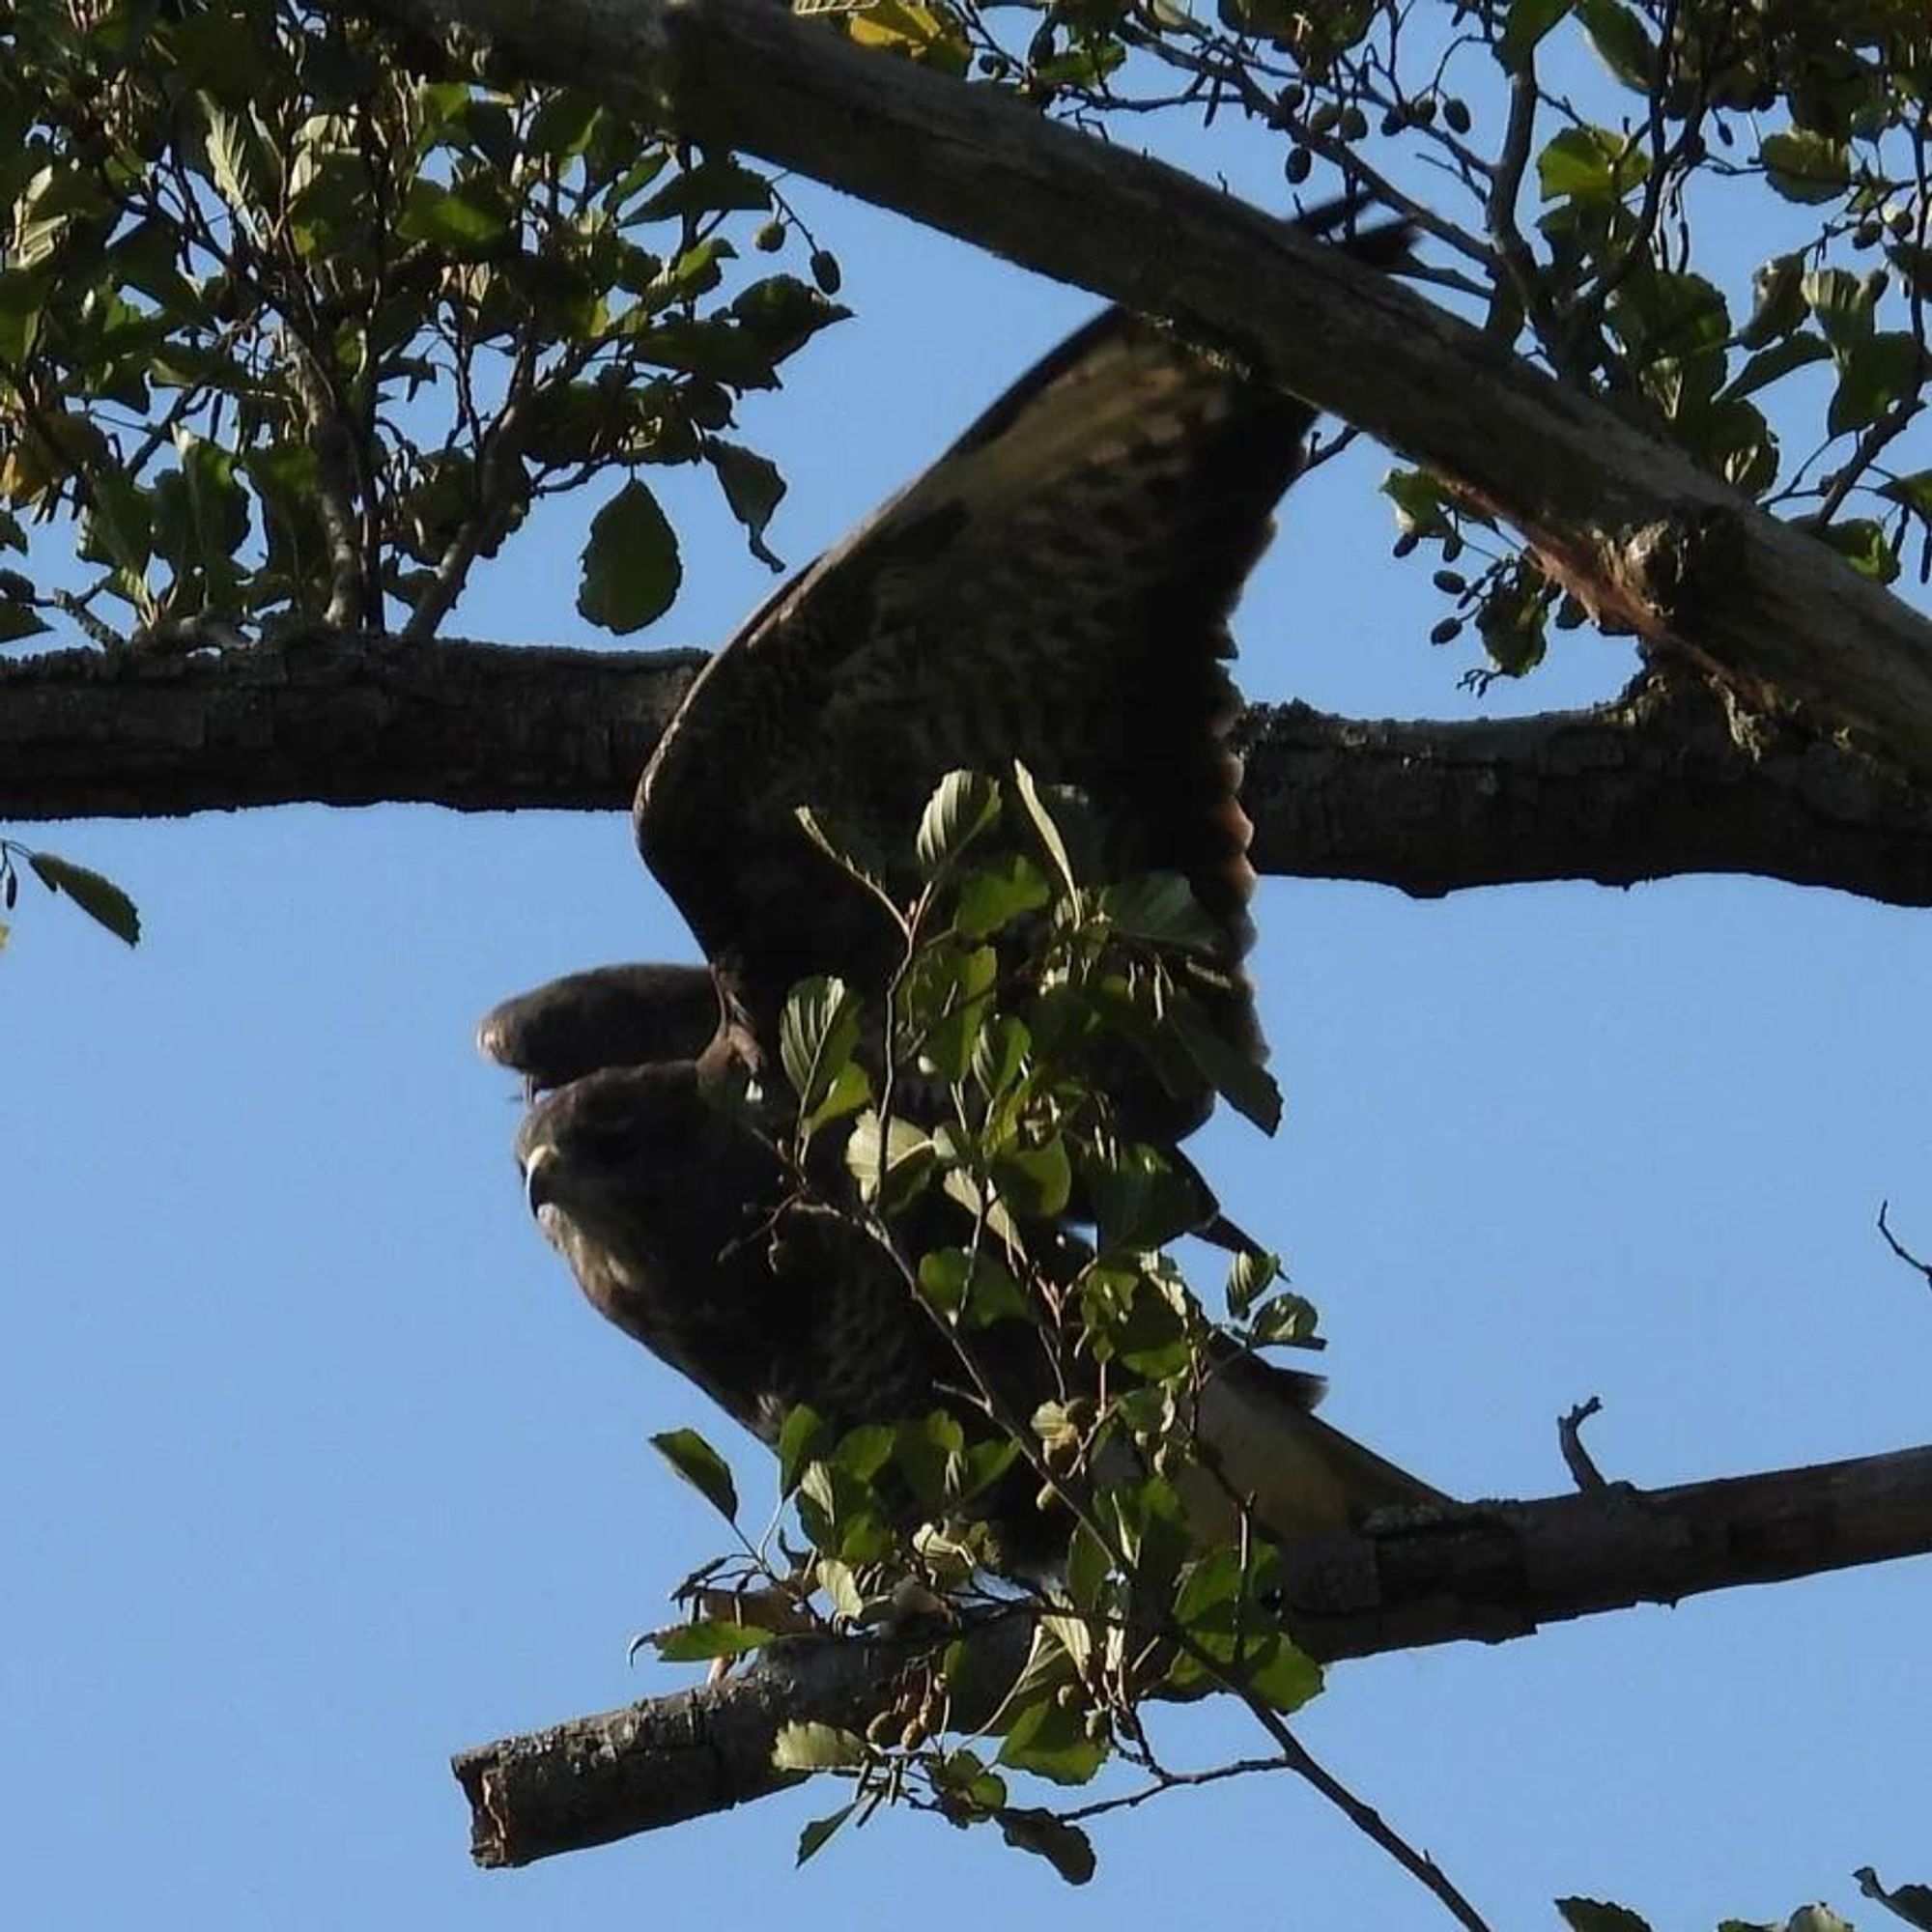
[{"xmin": 515, "ymin": 1062, "xmax": 775, "ymax": 1264}]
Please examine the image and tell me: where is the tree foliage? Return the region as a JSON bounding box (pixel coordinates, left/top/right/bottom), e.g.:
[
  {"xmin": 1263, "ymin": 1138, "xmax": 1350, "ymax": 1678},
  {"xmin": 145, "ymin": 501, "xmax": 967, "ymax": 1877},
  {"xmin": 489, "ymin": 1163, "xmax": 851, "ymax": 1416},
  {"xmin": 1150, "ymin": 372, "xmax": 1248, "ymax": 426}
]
[
  {"xmin": 0, "ymin": 0, "xmax": 841, "ymax": 650},
  {"xmin": 5, "ymin": 0, "xmax": 1930, "ymax": 1921},
  {"xmin": 813, "ymin": 0, "xmax": 1930, "ymax": 679},
  {"xmin": 635, "ymin": 765, "xmax": 1339, "ymax": 1888}
]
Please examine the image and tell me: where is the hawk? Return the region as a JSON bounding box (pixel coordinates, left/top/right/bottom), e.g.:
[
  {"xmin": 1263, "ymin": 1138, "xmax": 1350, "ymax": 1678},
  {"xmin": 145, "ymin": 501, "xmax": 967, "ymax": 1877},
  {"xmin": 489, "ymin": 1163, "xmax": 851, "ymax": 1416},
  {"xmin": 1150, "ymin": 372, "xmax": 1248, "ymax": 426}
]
[
  {"xmin": 484, "ymin": 208, "xmax": 1441, "ymax": 1552},
  {"xmin": 516, "ymin": 1060, "xmax": 1439, "ymax": 1567}
]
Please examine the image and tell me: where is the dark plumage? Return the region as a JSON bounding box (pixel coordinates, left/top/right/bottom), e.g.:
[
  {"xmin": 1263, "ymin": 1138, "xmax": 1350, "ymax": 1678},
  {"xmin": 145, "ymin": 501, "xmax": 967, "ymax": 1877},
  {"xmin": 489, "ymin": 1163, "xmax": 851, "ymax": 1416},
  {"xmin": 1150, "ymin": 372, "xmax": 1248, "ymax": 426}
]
[
  {"xmin": 485, "ymin": 208, "xmax": 1441, "ymax": 1548},
  {"xmin": 516, "ymin": 1065, "xmax": 1440, "ymax": 1560}
]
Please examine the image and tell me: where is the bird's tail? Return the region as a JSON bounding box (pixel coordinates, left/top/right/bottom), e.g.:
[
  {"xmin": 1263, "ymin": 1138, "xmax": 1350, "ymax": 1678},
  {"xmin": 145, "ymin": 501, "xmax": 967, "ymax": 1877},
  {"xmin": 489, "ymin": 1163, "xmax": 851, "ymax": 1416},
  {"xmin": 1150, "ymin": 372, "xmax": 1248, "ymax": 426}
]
[{"xmin": 1180, "ymin": 1346, "xmax": 1444, "ymax": 1547}]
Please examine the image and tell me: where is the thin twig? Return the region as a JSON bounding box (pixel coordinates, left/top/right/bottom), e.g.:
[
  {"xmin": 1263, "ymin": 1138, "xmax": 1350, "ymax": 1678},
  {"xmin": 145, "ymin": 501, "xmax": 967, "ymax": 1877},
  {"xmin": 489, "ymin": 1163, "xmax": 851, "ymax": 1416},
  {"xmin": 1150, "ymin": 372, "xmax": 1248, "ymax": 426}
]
[
  {"xmin": 1559, "ymin": 1396, "xmax": 1607, "ymax": 1491},
  {"xmin": 1877, "ymin": 1201, "xmax": 1932, "ymax": 1293}
]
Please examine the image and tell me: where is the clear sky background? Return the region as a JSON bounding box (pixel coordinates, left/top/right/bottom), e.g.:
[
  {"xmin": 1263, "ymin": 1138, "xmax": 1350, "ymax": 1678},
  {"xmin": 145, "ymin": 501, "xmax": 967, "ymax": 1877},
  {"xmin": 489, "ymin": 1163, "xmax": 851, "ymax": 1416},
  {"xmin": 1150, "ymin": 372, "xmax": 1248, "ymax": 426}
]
[{"xmin": 7, "ymin": 58, "xmax": 1931, "ymax": 1932}]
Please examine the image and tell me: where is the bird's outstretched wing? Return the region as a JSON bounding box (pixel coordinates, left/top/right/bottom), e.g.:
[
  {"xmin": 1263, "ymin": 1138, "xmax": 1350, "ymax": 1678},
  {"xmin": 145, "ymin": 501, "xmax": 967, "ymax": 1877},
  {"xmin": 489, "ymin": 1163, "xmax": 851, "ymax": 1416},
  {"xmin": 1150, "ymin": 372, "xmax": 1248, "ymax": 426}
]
[{"xmin": 635, "ymin": 215, "xmax": 1408, "ymax": 1084}]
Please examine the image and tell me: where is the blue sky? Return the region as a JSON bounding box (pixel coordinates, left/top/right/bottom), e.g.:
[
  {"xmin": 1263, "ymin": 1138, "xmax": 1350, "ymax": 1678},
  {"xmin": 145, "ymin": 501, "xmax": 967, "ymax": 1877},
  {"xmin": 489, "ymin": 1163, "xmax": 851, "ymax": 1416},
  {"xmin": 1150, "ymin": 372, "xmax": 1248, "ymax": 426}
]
[{"xmin": 7, "ymin": 105, "xmax": 1931, "ymax": 1932}]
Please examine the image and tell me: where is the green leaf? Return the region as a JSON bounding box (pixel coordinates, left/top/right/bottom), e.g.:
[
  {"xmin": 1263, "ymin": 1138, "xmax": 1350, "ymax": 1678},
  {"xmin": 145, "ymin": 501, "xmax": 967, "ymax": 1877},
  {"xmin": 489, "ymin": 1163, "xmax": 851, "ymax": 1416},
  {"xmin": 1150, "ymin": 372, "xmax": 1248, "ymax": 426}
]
[
  {"xmin": 27, "ymin": 854, "xmax": 140, "ymax": 947},
  {"xmin": 1800, "ymin": 515, "xmax": 1899, "ymax": 582},
  {"xmin": 795, "ymin": 1803, "xmax": 856, "ymax": 1865},
  {"xmin": 1009, "ymin": 761, "xmax": 1077, "ymax": 897},
  {"xmin": 1499, "ymin": 0, "xmax": 1574, "ymax": 71},
  {"xmin": 794, "ymin": 805, "xmax": 902, "ymax": 922},
  {"xmin": 992, "ymin": 1135, "xmax": 1072, "ymax": 1219},
  {"xmin": 1064, "ymin": 1520, "xmax": 1112, "ymax": 1610},
  {"xmin": 1165, "ymin": 990, "xmax": 1282, "ymax": 1134},
  {"xmin": 844, "ymin": 1109, "xmax": 937, "ymax": 1210},
  {"xmin": 917, "ymin": 1246, "xmax": 972, "ymax": 1321},
  {"xmin": 997, "ymin": 1809, "xmax": 1096, "ymax": 1886},
  {"xmin": 1243, "ymin": 1634, "xmax": 1322, "ymax": 1713},
  {"xmin": 1083, "ymin": 1148, "xmax": 1207, "ymax": 1255},
  {"xmin": 638, "ymin": 156, "xmax": 773, "ymax": 221},
  {"xmin": 1248, "ymin": 1292, "xmax": 1321, "ymax": 1349},
  {"xmin": 772, "ymin": 1721, "xmax": 866, "ymax": 1773},
  {"xmin": 1881, "ymin": 471, "xmax": 1932, "ymax": 520},
  {"xmin": 397, "ymin": 175, "xmax": 514, "ymax": 253},
  {"xmin": 1576, "ymin": 0, "xmax": 1654, "ymax": 90},
  {"xmin": 932, "ymin": 1747, "xmax": 1007, "ymax": 1815},
  {"xmin": 1381, "ymin": 467, "xmax": 1457, "ymax": 538},
  {"xmin": 653, "ymin": 1619, "xmax": 776, "ymax": 1662},
  {"xmin": 0, "ymin": 602, "xmax": 51, "ymax": 644},
  {"xmin": 201, "ymin": 100, "xmax": 276, "ymax": 219},
  {"xmin": 706, "ymin": 440, "xmax": 787, "ymax": 570},
  {"xmin": 997, "ymin": 1692, "xmax": 1107, "ymax": 1785},
  {"xmin": 1721, "ymin": 332, "xmax": 1832, "ymax": 403},
  {"xmin": 1536, "ymin": 126, "xmax": 1648, "ymax": 204},
  {"xmin": 1738, "ymin": 254, "xmax": 1808, "ymax": 349},
  {"xmin": 1760, "ymin": 129, "xmax": 1850, "ymax": 205},
  {"xmin": 579, "ymin": 479, "xmax": 681, "ymax": 633},
  {"xmin": 919, "ymin": 1246, "xmax": 1030, "ymax": 1329},
  {"xmin": 1098, "ymin": 872, "xmax": 1223, "ymax": 953},
  {"xmin": 916, "ymin": 770, "xmax": 1003, "ymax": 879},
  {"xmin": 1225, "ymin": 1247, "xmax": 1280, "ymax": 1321},
  {"xmin": 953, "ymin": 852, "xmax": 1051, "ymax": 940},
  {"xmin": 648, "ymin": 1428, "xmax": 739, "ymax": 1521},
  {"xmin": 1827, "ymin": 331, "xmax": 1920, "ymax": 436},
  {"xmin": 1555, "ymin": 1903, "xmax": 1653, "ymax": 1932},
  {"xmin": 1803, "ymin": 269, "xmax": 1877, "ymax": 352},
  {"xmin": 970, "ymin": 1013, "xmax": 1031, "ymax": 1101},
  {"xmin": 82, "ymin": 468, "xmax": 154, "ymax": 582},
  {"xmin": 780, "ymin": 975, "xmax": 863, "ymax": 1118},
  {"xmin": 0, "ymin": 268, "xmax": 45, "ymax": 363},
  {"xmin": 899, "ymin": 938, "xmax": 996, "ymax": 1081},
  {"xmin": 777, "ymin": 1404, "xmax": 829, "ymax": 1497}
]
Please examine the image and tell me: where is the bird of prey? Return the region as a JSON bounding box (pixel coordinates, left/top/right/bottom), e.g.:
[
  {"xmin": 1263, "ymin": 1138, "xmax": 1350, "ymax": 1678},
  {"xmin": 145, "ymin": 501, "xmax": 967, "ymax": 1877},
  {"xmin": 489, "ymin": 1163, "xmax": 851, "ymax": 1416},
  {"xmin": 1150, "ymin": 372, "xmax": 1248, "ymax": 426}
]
[
  {"xmin": 516, "ymin": 1059, "xmax": 1440, "ymax": 1565},
  {"xmin": 485, "ymin": 207, "xmax": 1440, "ymax": 1551}
]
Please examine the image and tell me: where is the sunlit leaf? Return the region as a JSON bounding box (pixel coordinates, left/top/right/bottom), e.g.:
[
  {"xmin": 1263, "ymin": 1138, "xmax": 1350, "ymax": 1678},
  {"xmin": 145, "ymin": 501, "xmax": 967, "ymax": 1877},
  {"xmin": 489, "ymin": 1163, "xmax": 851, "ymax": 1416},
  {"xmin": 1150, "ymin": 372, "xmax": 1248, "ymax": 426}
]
[
  {"xmin": 772, "ymin": 1721, "xmax": 866, "ymax": 1773},
  {"xmin": 916, "ymin": 771, "xmax": 1003, "ymax": 880},
  {"xmin": 1760, "ymin": 130, "xmax": 1850, "ymax": 205},
  {"xmin": 653, "ymin": 1619, "xmax": 777, "ymax": 1662}
]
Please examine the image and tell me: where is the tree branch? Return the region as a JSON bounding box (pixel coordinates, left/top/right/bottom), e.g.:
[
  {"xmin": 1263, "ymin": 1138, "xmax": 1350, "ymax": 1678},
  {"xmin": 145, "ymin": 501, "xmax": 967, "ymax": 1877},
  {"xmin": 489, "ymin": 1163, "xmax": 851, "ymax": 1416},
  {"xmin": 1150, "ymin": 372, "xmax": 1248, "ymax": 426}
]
[
  {"xmin": 341, "ymin": 0, "xmax": 1932, "ymax": 781},
  {"xmin": 452, "ymin": 1441, "xmax": 1932, "ymax": 1867},
  {"xmin": 12, "ymin": 639, "xmax": 1932, "ymax": 905}
]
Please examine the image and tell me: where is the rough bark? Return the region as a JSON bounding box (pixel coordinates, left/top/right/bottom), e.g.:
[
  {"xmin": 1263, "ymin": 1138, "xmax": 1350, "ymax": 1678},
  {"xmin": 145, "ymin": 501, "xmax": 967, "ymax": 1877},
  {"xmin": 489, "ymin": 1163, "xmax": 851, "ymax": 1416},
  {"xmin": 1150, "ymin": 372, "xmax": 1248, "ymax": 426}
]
[
  {"xmin": 454, "ymin": 1442, "xmax": 1932, "ymax": 1867},
  {"xmin": 344, "ymin": 0, "xmax": 1932, "ymax": 783},
  {"xmin": 12, "ymin": 640, "xmax": 1932, "ymax": 906},
  {"xmin": 0, "ymin": 634, "xmax": 702, "ymax": 818}
]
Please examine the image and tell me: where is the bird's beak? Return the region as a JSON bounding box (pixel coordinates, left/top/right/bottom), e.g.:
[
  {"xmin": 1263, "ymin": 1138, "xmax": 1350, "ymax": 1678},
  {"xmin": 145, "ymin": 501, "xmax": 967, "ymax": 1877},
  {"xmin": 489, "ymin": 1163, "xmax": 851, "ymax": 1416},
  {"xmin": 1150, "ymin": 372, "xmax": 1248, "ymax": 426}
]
[{"xmin": 522, "ymin": 1141, "xmax": 559, "ymax": 1218}]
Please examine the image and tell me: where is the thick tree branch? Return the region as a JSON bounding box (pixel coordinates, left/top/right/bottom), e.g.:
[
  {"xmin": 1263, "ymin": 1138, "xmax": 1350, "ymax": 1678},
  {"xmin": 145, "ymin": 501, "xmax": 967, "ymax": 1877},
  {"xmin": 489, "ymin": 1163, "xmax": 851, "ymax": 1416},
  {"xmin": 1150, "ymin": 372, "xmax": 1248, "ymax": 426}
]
[
  {"xmin": 11, "ymin": 639, "xmax": 1932, "ymax": 906},
  {"xmin": 0, "ymin": 635, "xmax": 704, "ymax": 817},
  {"xmin": 453, "ymin": 1442, "xmax": 1932, "ymax": 1867},
  {"xmin": 343, "ymin": 0, "xmax": 1932, "ymax": 781}
]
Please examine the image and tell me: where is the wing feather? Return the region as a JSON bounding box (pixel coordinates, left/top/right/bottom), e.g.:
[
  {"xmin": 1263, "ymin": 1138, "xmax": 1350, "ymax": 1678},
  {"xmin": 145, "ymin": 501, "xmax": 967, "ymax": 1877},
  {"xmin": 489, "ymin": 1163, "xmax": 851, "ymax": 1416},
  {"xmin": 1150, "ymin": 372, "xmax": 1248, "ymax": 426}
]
[{"xmin": 637, "ymin": 217, "xmax": 1406, "ymax": 1083}]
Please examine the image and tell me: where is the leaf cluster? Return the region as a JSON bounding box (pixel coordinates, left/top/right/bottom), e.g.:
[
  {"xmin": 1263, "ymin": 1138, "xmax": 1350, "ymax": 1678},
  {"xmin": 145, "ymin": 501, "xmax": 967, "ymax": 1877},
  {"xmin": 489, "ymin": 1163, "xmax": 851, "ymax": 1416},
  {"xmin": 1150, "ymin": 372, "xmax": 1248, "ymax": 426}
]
[
  {"xmin": 642, "ymin": 767, "xmax": 1321, "ymax": 1885},
  {"xmin": 853, "ymin": 0, "xmax": 1929, "ymax": 668},
  {"xmin": 0, "ymin": 0, "xmax": 845, "ymax": 646}
]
